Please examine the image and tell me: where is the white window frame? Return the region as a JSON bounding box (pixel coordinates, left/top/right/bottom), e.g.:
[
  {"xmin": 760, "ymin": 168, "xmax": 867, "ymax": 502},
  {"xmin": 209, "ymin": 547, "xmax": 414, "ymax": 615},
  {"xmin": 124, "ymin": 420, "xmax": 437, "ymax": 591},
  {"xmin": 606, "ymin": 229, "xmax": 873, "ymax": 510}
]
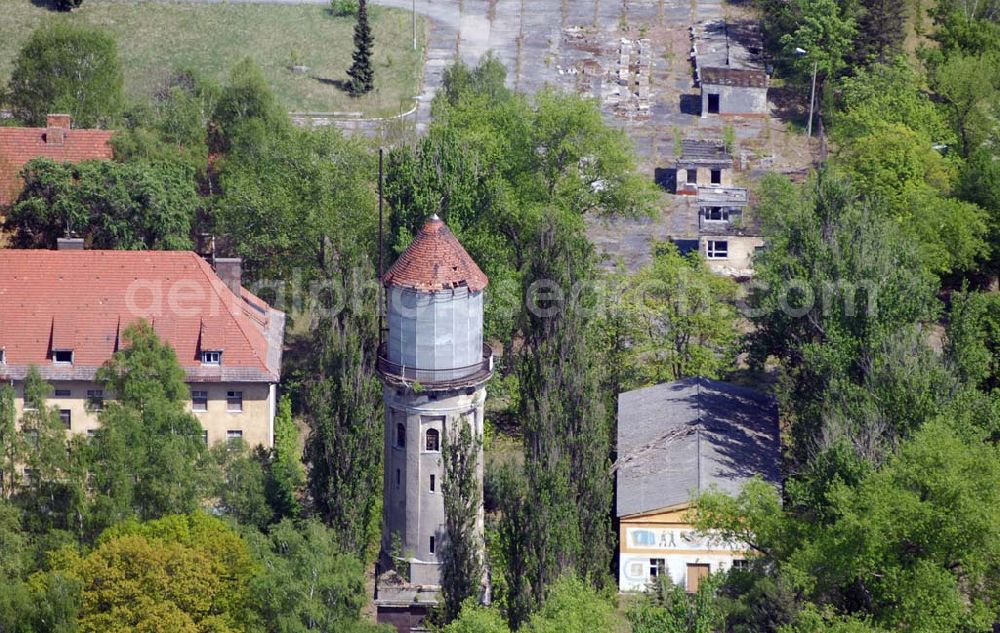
[
  {"xmin": 226, "ymin": 390, "xmax": 243, "ymax": 413},
  {"xmin": 59, "ymin": 409, "xmax": 71, "ymax": 429},
  {"xmin": 706, "ymin": 240, "xmax": 729, "ymax": 259},
  {"xmin": 200, "ymin": 351, "xmax": 222, "ymax": 366},
  {"xmin": 226, "ymin": 429, "xmax": 243, "ymax": 444}
]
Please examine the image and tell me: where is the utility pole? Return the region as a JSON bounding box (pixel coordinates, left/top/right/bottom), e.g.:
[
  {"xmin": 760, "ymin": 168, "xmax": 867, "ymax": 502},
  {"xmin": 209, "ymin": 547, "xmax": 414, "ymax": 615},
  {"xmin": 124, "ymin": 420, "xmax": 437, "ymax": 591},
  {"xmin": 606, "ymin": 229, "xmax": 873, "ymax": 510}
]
[
  {"xmin": 412, "ymin": 0, "xmax": 417, "ymax": 51},
  {"xmin": 807, "ymin": 59, "xmax": 817, "ymax": 138}
]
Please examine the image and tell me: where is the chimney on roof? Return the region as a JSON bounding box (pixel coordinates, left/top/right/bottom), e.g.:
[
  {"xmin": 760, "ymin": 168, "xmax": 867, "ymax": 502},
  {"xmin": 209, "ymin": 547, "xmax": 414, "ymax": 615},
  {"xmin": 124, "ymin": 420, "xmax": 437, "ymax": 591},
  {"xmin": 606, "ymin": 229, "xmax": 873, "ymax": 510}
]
[
  {"xmin": 45, "ymin": 114, "xmax": 70, "ymax": 146},
  {"xmin": 56, "ymin": 237, "xmax": 84, "ymax": 251},
  {"xmin": 213, "ymin": 258, "xmax": 243, "ymax": 297}
]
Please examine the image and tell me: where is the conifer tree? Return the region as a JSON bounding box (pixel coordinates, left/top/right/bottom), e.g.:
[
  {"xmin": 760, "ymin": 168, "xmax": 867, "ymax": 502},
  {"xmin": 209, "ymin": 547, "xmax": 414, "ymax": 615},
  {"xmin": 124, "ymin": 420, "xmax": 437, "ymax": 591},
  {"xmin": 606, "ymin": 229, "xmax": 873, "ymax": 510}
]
[
  {"xmin": 440, "ymin": 420, "xmax": 485, "ymax": 622},
  {"xmin": 347, "ymin": 0, "xmax": 374, "ymax": 96}
]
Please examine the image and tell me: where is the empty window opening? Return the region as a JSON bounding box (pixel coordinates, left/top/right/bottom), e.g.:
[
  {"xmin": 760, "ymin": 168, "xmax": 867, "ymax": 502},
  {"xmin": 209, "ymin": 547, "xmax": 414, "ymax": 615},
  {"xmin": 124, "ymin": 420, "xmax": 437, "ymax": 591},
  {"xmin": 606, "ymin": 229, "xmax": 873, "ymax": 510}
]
[
  {"xmin": 59, "ymin": 409, "xmax": 71, "ymax": 430},
  {"xmin": 87, "ymin": 390, "xmax": 104, "ymax": 411},
  {"xmin": 192, "ymin": 391, "xmax": 208, "ymax": 412},
  {"xmin": 425, "ymin": 428, "xmax": 440, "ymax": 452},
  {"xmin": 686, "ymin": 169, "xmax": 698, "ymax": 185},
  {"xmin": 54, "ymin": 389, "xmax": 71, "ymax": 397},
  {"xmin": 706, "ymin": 240, "xmax": 729, "ymax": 259},
  {"xmin": 396, "ymin": 423, "xmax": 406, "ymax": 448},
  {"xmin": 227, "ymin": 391, "xmax": 243, "ymax": 412},
  {"xmin": 429, "ymin": 536, "xmax": 436, "ymax": 554},
  {"xmin": 707, "ymin": 93, "xmax": 720, "ymax": 114},
  {"xmin": 710, "ymin": 169, "xmax": 722, "ymax": 184},
  {"xmin": 703, "ymin": 207, "xmax": 729, "ymax": 222},
  {"xmin": 430, "ymin": 474, "xmax": 436, "ymax": 492},
  {"xmin": 396, "ymin": 468, "xmax": 401, "ymax": 488},
  {"xmin": 53, "ymin": 350, "xmax": 73, "ymax": 364}
]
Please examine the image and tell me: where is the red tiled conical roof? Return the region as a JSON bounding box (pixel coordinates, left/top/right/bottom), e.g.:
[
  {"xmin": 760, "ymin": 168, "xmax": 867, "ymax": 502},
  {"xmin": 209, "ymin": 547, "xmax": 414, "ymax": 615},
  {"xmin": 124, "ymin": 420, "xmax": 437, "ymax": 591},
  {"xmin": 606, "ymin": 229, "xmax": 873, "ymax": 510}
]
[{"xmin": 382, "ymin": 215, "xmax": 488, "ymax": 292}]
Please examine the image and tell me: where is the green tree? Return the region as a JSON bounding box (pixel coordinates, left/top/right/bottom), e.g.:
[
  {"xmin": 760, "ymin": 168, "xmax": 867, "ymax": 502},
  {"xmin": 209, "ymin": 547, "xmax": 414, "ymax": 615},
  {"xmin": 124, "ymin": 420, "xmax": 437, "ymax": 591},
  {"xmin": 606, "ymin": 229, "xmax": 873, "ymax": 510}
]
[
  {"xmin": 628, "ymin": 575, "xmax": 723, "ymax": 633},
  {"xmin": 697, "ymin": 419, "xmax": 1000, "ymax": 632},
  {"xmin": 266, "ymin": 396, "xmax": 304, "ymax": 520},
  {"xmin": 947, "ymin": 289, "xmax": 1000, "ymax": 393},
  {"xmin": 780, "ymin": 0, "xmax": 857, "ymax": 82},
  {"xmin": 247, "ymin": 518, "xmax": 387, "ymax": 632},
  {"xmin": 441, "ymin": 601, "xmax": 510, "ymax": 633},
  {"xmin": 854, "ymin": 0, "xmax": 907, "ymax": 62},
  {"xmin": 304, "ymin": 312, "xmax": 383, "ymax": 561},
  {"xmin": 0, "ymin": 384, "xmax": 19, "ymax": 500},
  {"xmin": 929, "ymin": 53, "xmax": 1000, "ymax": 158},
  {"xmin": 7, "ymin": 22, "xmax": 123, "ymax": 127},
  {"xmin": 616, "ymin": 242, "xmax": 739, "ymax": 387},
  {"xmin": 747, "ymin": 172, "xmax": 941, "ymax": 466},
  {"xmin": 347, "ymin": 0, "xmax": 374, "ymax": 95},
  {"xmin": 88, "ymin": 321, "xmax": 207, "ymax": 532},
  {"xmin": 211, "ymin": 441, "xmax": 273, "ymax": 531},
  {"xmin": 15, "ymin": 367, "xmax": 88, "ymax": 538},
  {"xmin": 58, "ymin": 513, "xmax": 259, "ymax": 633},
  {"xmin": 440, "ymin": 421, "xmax": 485, "ymax": 622},
  {"xmin": 211, "ymin": 58, "xmax": 289, "ymax": 152},
  {"xmin": 521, "ymin": 575, "xmax": 616, "ymax": 633},
  {"xmin": 215, "ymin": 126, "xmax": 374, "ymax": 281},
  {"xmin": 504, "ymin": 216, "xmax": 613, "ymax": 626},
  {"xmin": 9, "ymin": 158, "xmax": 196, "ymax": 250}
]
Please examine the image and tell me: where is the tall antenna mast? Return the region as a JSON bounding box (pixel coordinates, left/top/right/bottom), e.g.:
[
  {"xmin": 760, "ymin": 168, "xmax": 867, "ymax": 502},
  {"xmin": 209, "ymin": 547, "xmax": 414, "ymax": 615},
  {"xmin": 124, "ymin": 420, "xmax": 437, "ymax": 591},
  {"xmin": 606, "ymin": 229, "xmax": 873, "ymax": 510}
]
[{"xmin": 378, "ymin": 147, "xmax": 385, "ymax": 343}]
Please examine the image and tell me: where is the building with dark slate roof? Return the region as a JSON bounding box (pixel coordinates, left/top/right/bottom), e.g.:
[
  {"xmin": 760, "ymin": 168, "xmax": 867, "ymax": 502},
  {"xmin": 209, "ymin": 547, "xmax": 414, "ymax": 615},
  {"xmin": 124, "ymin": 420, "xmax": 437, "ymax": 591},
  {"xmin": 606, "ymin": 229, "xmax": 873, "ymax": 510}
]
[{"xmin": 616, "ymin": 377, "xmax": 780, "ymax": 592}]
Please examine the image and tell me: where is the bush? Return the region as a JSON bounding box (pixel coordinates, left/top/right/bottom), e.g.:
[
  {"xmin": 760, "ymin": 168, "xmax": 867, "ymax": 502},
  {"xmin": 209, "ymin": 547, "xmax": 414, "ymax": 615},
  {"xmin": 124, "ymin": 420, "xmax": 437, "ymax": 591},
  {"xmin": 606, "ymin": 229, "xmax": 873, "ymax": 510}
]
[{"xmin": 331, "ymin": 0, "xmax": 359, "ymax": 16}]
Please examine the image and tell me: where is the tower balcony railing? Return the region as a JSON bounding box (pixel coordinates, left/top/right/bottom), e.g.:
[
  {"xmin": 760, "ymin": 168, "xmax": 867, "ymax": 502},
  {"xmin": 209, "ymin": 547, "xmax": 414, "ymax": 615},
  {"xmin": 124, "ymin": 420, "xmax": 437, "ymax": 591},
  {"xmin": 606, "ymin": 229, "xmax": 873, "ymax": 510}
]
[{"xmin": 376, "ymin": 342, "xmax": 494, "ymax": 389}]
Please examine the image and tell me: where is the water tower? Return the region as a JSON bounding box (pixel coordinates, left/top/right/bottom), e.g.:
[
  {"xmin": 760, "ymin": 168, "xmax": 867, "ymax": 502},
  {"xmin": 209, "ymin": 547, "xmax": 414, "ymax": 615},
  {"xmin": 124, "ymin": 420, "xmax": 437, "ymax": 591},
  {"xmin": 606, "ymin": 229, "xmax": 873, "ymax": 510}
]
[{"xmin": 376, "ymin": 214, "xmax": 493, "ymax": 592}]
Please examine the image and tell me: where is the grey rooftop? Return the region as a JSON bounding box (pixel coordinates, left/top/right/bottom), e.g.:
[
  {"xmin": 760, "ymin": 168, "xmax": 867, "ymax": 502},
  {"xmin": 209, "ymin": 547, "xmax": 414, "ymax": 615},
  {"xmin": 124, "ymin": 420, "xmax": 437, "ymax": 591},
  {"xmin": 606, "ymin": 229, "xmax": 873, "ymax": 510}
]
[{"xmin": 616, "ymin": 377, "xmax": 780, "ymax": 518}]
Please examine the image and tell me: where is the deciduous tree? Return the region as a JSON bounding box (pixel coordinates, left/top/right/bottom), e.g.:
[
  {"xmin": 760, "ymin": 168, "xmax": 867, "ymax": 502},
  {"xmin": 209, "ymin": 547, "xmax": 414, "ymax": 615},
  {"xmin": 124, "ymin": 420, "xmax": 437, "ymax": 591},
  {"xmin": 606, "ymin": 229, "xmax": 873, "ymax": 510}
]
[{"xmin": 7, "ymin": 23, "xmax": 123, "ymax": 127}]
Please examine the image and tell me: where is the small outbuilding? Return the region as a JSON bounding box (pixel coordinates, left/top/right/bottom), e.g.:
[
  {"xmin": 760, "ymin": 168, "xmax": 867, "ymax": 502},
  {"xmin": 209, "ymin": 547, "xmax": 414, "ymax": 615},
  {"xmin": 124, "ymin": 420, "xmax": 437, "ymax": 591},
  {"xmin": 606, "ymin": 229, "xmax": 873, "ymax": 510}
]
[
  {"xmin": 675, "ymin": 140, "xmax": 733, "ymax": 195},
  {"xmin": 700, "ymin": 67, "xmax": 768, "ymax": 117},
  {"xmin": 616, "ymin": 377, "xmax": 780, "ymax": 593}
]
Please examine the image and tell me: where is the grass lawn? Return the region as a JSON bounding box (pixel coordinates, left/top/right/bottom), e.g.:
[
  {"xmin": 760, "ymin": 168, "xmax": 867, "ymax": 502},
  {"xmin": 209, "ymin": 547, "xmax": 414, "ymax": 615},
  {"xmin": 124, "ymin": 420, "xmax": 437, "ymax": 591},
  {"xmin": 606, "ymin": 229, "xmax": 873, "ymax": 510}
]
[{"xmin": 0, "ymin": 0, "xmax": 426, "ymax": 117}]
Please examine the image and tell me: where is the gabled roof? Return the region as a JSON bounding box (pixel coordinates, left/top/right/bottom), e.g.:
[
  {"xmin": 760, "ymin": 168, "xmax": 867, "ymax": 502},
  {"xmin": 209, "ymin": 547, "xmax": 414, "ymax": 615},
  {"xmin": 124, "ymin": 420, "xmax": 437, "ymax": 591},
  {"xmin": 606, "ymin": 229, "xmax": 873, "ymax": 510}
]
[
  {"xmin": 383, "ymin": 215, "xmax": 488, "ymax": 293},
  {"xmin": 0, "ymin": 250, "xmax": 284, "ymax": 383},
  {"xmin": 616, "ymin": 377, "xmax": 780, "ymax": 518},
  {"xmin": 0, "ymin": 120, "xmax": 114, "ymax": 207}
]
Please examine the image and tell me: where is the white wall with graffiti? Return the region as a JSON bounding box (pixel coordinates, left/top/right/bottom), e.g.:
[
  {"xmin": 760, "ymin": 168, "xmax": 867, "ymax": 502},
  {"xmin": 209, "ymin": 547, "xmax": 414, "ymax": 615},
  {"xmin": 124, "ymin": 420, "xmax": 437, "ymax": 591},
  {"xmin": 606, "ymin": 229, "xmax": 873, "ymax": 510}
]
[{"xmin": 618, "ymin": 526, "xmax": 749, "ymax": 592}]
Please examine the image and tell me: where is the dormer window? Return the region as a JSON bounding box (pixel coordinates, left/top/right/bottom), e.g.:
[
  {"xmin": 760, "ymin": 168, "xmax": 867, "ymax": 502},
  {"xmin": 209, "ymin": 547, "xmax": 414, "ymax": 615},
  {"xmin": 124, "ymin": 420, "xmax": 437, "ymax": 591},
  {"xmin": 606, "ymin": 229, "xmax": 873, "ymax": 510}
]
[
  {"xmin": 201, "ymin": 351, "xmax": 222, "ymax": 365},
  {"xmin": 53, "ymin": 349, "xmax": 73, "ymax": 364}
]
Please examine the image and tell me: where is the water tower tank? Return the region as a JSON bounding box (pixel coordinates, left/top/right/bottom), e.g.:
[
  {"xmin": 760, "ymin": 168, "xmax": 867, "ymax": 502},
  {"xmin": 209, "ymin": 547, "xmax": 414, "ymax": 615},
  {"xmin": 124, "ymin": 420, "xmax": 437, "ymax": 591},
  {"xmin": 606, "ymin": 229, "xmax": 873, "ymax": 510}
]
[{"xmin": 381, "ymin": 215, "xmax": 489, "ymax": 385}]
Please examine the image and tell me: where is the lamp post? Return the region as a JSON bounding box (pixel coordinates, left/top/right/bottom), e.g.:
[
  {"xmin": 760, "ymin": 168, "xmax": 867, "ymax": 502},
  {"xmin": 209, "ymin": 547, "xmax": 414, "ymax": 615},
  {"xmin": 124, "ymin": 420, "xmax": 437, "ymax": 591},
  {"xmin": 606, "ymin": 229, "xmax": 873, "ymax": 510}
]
[{"xmin": 795, "ymin": 47, "xmax": 818, "ymax": 138}]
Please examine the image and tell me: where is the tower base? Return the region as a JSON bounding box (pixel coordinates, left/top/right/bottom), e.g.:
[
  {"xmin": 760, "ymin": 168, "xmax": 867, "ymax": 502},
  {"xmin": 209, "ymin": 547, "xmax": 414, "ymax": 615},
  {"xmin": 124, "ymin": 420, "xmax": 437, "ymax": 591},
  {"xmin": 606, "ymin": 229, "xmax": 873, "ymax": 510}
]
[{"xmin": 375, "ymin": 571, "xmax": 439, "ymax": 633}]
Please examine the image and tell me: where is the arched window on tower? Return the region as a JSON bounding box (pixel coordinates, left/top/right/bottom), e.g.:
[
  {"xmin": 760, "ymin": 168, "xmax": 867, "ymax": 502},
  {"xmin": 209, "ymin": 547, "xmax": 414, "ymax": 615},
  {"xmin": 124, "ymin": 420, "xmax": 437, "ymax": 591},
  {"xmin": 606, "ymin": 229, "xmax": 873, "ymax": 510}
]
[
  {"xmin": 396, "ymin": 423, "xmax": 406, "ymax": 448},
  {"xmin": 425, "ymin": 428, "xmax": 440, "ymax": 452}
]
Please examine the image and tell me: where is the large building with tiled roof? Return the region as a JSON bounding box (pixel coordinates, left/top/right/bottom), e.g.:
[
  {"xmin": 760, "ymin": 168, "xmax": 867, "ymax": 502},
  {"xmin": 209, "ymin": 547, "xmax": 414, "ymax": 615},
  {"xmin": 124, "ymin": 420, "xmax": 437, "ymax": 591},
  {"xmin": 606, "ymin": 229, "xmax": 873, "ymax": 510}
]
[
  {"xmin": 0, "ymin": 114, "xmax": 114, "ymax": 207},
  {"xmin": 0, "ymin": 249, "xmax": 285, "ymax": 447}
]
